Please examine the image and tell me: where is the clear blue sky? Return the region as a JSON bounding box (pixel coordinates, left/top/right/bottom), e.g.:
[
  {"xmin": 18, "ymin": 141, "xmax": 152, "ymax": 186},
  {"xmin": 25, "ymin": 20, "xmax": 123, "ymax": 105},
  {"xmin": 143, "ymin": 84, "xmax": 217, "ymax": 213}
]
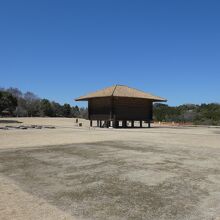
[{"xmin": 0, "ymin": 0, "xmax": 219, "ymax": 106}]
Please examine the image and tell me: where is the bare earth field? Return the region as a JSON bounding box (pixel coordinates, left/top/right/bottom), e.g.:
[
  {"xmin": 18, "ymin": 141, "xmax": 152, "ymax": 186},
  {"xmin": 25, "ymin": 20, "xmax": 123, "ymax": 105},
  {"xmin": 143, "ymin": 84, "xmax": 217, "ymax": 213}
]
[{"xmin": 0, "ymin": 118, "xmax": 220, "ymax": 220}]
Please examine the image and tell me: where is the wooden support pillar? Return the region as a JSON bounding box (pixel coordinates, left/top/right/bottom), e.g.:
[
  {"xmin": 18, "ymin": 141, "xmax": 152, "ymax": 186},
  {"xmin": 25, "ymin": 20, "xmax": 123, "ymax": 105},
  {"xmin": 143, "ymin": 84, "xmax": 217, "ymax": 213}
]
[
  {"xmin": 116, "ymin": 121, "xmax": 119, "ymax": 128},
  {"xmin": 131, "ymin": 120, "xmax": 134, "ymax": 128},
  {"xmin": 104, "ymin": 121, "xmax": 107, "ymax": 128},
  {"xmin": 140, "ymin": 120, "xmax": 142, "ymax": 128},
  {"xmin": 113, "ymin": 120, "xmax": 115, "ymax": 128},
  {"xmin": 113, "ymin": 120, "xmax": 116, "ymax": 128},
  {"xmin": 122, "ymin": 120, "xmax": 127, "ymax": 128},
  {"xmin": 107, "ymin": 121, "xmax": 110, "ymax": 128},
  {"xmin": 113, "ymin": 120, "xmax": 119, "ymax": 128},
  {"xmin": 90, "ymin": 120, "xmax": 93, "ymax": 127}
]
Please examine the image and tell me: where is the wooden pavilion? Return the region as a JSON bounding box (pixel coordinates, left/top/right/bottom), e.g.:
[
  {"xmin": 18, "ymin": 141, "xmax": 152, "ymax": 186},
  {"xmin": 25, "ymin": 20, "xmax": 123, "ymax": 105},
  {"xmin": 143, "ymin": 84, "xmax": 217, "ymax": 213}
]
[{"xmin": 75, "ymin": 85, "xmax": 166, "ymax": 128}]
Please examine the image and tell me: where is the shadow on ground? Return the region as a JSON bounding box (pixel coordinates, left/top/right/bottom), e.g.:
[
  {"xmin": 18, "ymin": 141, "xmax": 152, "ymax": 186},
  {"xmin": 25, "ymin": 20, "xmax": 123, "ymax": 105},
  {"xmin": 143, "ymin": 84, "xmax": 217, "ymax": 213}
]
[{"xmin": 0, "ymin": 141, "xmax": 220, "ymax": 220}]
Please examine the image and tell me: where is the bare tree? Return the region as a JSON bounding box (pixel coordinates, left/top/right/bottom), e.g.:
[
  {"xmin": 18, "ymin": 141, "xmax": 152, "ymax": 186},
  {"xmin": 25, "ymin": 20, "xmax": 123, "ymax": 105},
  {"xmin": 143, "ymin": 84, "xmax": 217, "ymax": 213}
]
[{"xmin": 6, "ymin": 87, "xmax": 23, "ymax": 98}]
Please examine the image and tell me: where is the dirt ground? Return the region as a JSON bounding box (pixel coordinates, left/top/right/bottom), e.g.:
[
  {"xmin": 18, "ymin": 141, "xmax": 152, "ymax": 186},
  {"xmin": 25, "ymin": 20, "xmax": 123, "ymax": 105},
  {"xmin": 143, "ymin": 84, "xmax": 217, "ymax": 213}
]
[{"xmin": 0, "ymin": 118, "xmax": 220, "ymax": 220}]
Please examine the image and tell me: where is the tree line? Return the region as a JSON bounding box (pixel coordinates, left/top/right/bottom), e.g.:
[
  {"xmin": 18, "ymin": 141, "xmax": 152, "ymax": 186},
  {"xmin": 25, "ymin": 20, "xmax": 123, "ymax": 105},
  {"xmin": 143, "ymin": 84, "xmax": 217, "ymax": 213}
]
[
  {"xmin": 0, "ymin": 87, "xmax": 88, "ymax": 118},
  {"xmin": 154, "ymin": 103, "xmax": 220, "ymax": 126},
  {"xmin": 1, "ymin": 87, "xmax": 220, "ymax": 125}
]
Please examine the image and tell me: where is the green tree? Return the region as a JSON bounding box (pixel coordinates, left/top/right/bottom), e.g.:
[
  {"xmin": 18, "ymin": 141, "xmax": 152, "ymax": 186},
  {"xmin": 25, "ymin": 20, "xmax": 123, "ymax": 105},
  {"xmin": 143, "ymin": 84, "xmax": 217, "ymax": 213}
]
[
  {"xmin": 62, "ymin": 103, "xmax": 71, "ymax": 117},
  {"xmin": 51, "ymin": 102, "xmax": 63, "ymax": 117},
  {"xmin": 40, "ymin": 99, "xmax": 54, "ymax": 116},
  {"xmin": 72, "ymin": 105, "xmax": 80, "ymax": 117},
  {"xmin": 0, "ymin": 91, "xmax": 17, "ymax": 115}
]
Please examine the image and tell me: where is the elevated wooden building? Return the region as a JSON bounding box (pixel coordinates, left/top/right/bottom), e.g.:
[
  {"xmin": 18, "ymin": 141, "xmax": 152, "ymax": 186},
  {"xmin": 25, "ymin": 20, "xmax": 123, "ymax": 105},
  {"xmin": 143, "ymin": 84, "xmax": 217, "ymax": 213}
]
[{"xmin": 75, "ymin": 85, "xmax": 166, "ymax": 128}]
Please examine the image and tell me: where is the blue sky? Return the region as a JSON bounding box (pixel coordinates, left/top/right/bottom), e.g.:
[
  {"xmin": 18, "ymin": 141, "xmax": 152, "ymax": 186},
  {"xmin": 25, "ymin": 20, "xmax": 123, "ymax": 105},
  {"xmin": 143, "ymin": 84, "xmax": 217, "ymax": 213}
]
[{"xmin": 0, "ymin": 0, "xmax": 219, "ymax": 106}]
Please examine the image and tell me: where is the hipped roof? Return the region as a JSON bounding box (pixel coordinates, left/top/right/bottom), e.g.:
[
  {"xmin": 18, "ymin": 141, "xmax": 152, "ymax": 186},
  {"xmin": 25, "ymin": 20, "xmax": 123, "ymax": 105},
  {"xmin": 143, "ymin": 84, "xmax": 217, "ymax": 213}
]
[{"xmin": 75, "ymin": 85, "xmax": 166, "ymax": 102}]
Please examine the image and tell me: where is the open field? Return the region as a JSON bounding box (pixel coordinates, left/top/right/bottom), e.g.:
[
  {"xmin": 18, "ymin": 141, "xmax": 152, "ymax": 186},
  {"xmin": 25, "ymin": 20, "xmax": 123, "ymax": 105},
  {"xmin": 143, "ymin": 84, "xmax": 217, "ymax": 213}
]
[{"xmin": 0, "ymin": 118, "xmax": 220, "ymax": 220}]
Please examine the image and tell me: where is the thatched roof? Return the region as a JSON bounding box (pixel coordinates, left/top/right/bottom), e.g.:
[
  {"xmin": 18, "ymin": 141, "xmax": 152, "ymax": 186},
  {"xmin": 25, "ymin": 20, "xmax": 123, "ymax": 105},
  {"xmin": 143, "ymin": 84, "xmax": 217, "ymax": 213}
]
[{"xmin": 75, "ymin": 85, "xmax": 166, "ymax": 102}]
